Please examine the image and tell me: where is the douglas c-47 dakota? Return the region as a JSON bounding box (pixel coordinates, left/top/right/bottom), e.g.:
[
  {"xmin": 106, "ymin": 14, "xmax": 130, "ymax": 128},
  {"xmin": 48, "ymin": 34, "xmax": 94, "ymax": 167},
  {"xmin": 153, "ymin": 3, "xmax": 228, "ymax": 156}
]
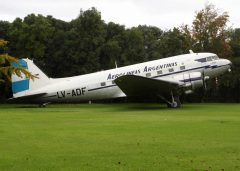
[{"xmin": 10, "ymin": 51, "xmax": 232, "ymax": 108}]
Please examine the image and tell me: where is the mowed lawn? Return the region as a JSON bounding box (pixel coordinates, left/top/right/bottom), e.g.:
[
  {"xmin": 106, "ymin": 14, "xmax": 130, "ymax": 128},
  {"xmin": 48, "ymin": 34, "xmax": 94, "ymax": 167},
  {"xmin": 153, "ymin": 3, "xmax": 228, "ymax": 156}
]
[{"xmin": 0, "ymin": 103, "xmax": 239, "ymax": 171}]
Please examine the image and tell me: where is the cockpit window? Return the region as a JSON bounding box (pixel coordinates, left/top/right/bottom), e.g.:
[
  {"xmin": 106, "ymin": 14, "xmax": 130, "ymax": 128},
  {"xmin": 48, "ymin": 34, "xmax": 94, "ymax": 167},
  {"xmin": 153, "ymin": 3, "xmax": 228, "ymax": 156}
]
[
  {"xmin": 206, "ymin": 57, "xmax": 212, "ymax": 61},
  {"xmin": 212, "ymin": 55, "xmax": 219, "ymax": 60},
  {"xmin": 196, "ymin": 55, "xmax": 219, "ymax": 63},
  {"xmin": 195, "ymin": 58, "xmax": 207, "ymax": 62},
  {"xmin": 207, "ymin": 55, "xmax": 219, "ymax": 61}
]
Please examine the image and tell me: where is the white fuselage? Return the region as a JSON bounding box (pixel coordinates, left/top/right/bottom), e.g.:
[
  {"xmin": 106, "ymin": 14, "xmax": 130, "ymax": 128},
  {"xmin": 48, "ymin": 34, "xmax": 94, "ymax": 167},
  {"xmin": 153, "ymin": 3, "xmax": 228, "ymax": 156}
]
[{"xmin": 33, "ymin": 52, "xmax": 231, "ymax": 103}]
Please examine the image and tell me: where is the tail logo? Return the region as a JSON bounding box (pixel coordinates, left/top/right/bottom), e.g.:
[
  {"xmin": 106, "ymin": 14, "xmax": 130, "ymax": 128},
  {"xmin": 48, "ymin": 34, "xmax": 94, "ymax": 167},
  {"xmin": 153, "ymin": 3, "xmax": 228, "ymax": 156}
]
[{"xmin": 11, "ymin": 59, "xmax": 30, "ymax": 94}]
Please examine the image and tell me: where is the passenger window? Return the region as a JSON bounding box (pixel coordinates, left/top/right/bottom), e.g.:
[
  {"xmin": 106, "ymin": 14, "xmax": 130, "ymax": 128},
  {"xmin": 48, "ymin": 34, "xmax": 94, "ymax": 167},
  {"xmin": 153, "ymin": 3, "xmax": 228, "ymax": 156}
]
[
  {"xmin": 157, "ymin": 70, "xmax": 162, "ymax": 75},
  {"xmin": 146, "ymin": 73, "xmax": 151, "ymax": 77},
  {"xmin": 101, "ymin": 82, "xmax": 106, "ymax": 86},
  {"xmin": 169, "ymin": 68, "xmax": 174, "ymax": 72},
  {"xmin": 180, "ymin": 66, "xmax": 185, "ymax": 70}
]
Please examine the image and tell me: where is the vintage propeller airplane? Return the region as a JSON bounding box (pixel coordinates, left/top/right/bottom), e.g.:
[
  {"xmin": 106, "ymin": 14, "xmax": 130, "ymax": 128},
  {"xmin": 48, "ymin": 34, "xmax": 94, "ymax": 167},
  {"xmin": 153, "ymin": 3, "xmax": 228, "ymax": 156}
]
[{"xmin": 10, "ymin": 51, "xmax": 231, "ymax": 107}]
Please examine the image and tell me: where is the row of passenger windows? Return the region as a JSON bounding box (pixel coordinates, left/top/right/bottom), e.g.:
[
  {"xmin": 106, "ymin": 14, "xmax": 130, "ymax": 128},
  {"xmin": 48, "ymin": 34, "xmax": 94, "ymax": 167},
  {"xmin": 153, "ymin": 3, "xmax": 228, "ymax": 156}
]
[
  {"xmin": 100, "ymin": 65, "xmax": 187, "ymax": 86},
  {"xmin": 145, "ymin": 65, "xmax": 185, "ymax": 78},
  {"xmin": 98, "ymin": 55, "xmax": 219, "ymax": 87}
]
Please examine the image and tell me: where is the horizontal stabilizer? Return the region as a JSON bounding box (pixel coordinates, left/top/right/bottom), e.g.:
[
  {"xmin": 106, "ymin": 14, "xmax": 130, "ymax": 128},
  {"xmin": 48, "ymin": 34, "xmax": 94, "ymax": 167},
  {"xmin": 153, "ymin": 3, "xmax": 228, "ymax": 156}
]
[{"xmin": 8, "ymin": 93, "xmax": 47, "ymax": 103}]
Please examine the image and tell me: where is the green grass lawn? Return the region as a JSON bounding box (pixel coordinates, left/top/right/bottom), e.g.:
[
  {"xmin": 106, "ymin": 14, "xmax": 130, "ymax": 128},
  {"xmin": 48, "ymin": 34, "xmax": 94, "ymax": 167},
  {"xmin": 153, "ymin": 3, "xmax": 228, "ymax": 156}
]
[{"xmin": 0, "ymin": 103, "xmax": 239, "ymax": 171}]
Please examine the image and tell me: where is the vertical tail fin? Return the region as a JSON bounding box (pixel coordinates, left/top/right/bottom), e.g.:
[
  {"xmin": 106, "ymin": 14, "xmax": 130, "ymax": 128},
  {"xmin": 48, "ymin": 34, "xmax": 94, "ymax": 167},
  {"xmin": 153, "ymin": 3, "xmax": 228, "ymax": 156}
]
[{"xmin": 11, "ymin": 59, "xmax": 50, "ymax": 98}]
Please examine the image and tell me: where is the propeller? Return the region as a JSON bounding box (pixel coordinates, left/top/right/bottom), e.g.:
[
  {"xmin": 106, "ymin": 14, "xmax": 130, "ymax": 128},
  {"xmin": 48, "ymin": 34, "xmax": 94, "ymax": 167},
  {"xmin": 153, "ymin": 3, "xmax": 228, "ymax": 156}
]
[{"xmin": 215, "ymin": 77, "xmax": 219, "ymax": 88}]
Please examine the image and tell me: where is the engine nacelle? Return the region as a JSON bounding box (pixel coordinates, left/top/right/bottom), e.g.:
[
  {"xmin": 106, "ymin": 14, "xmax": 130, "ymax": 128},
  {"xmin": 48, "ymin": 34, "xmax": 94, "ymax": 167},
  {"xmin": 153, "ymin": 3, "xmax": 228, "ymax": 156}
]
[{"xmin": 181, "ymin": 72, "xmax": 204, "ymax": 94}]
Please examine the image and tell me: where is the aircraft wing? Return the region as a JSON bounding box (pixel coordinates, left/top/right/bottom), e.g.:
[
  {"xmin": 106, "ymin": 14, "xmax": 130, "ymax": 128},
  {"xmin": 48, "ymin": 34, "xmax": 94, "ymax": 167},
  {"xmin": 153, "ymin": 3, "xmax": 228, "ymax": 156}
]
[{"xmin": 115, "ymin": 75, "xmax": 183, "ymax": 97}]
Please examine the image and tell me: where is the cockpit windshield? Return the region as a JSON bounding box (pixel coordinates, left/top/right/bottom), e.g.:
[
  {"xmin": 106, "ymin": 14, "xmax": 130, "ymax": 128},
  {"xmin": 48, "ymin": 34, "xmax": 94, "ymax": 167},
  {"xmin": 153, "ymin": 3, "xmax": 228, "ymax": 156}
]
[
  {"xmin": 195, "ymin": 55, "xmax": 219, "ymax": 63},
  {"xmin": 212, "ymin": 55, "xmax": 219, "ymax": 60}
]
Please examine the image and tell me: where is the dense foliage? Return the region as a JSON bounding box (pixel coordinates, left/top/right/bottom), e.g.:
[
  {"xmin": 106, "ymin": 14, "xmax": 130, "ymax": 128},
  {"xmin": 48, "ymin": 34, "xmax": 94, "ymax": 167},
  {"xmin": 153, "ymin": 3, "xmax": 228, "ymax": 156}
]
[
  {"xmin": 0, "ymin": 40, "xmax": 36, "ymax": 100},
  {"xmin": 0, "ymin": 5, "xmax": 240, "ymax": 102}
]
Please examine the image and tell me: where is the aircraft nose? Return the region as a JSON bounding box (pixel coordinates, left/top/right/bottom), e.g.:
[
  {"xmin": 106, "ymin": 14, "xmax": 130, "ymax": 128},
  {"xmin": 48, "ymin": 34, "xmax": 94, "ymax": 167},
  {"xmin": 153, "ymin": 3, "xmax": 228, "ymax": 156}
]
[
  {"xmin": 223, "ymin": 59, "xmax": 232, "ymax": 66},
  {"xmin": 226, "ymin": 59, "xmax": 232, "ymax": 67},
  {"xmin": 225, "ymin": 59, "xmax": 232, "ymax": 72}
]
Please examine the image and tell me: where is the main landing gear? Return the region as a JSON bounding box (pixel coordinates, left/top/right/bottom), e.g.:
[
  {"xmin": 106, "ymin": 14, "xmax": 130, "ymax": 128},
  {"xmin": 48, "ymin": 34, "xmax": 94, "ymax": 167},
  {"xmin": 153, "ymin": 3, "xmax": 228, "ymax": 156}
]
[
  {"xmin": 167, "ymin": 96, "xmax": 181, "ymax": 108},
  {"xmin": 158, "ymin": 91, "xmax": 181, "ymax": 108},
  {"xmin": 39, "ymin": 102, "xmax": 51, "ymax": 107}
]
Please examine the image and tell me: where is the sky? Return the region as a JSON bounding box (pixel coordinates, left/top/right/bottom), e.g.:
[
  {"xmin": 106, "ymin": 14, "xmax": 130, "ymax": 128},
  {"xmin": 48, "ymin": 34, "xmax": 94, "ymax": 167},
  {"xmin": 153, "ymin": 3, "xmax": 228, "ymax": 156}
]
[{"xmin": 0, "ymin": 0, "xmax": 239, "ymax": 29}]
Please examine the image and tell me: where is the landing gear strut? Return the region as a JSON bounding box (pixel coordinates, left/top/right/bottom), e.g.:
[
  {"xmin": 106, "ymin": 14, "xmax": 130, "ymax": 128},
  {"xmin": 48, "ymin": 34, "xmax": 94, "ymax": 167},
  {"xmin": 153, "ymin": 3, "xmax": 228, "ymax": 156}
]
[
  {"xmin": 167, "ymin": 96, "xmax": 181, "ymax": 108},
  {"xmin": 168, "ymin": 91, "xmax": 181, "ymax": 108},
  {"xmin": 158, "ymin": 91, "xmax": 181, "ymax": 108}
]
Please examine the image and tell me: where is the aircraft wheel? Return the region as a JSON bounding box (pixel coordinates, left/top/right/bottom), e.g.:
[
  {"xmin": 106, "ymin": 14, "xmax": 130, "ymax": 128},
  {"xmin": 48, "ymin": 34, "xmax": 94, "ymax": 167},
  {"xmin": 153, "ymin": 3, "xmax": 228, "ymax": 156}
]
[
  {"xmin": 167, "ymin": 97, "xmax": 181, "ymax": 108},
  {"xmin": 174, "ymin": 96, "xmax": 181, "ymax": 108},
  {"xmin": 171, "ymin": 102, "xmax": 178, "ymax": 108}
]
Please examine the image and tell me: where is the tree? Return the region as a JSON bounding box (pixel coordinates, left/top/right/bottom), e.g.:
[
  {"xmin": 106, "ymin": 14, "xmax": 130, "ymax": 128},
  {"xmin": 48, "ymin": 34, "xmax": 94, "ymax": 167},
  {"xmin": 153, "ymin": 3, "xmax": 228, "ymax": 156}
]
[
  {"xmin": 212, "ymin": 55, "xmax": 239, "ymax": 102},
  {"xmin": 0, "ymin": 21, "xmax": 11, "ymax": 41},
  {"xmin": 138, "ymin": 25, "xmax": 163, "ymax": 61},
  {"xmin": 229, "ymin": 28, "xmax": 240, "ymax": 57},
  {"xmin": 120, "ymin": 27, "xmax": 145, "ymax": 65},
  {"xmin": 9, "ymin": 14, "xmax": 54, "ymax": 59},
  {"xmin": 100, "ymin": 40, "xmax": 122, "ymax": 69},
  {"xmin": 0, "ymin": 39, "xmax": 35, "ymax": 84},
  {"xmin": 99, "ymin": 22, "xmax": 125, "ymax": 69},
  {"xmin": 192, "ymin": 3, "xmax": 232, "ymax": 58},
  {"xmin": 41, "ymin": 16, "xmax": 71, "ymax": 77},
  {"xmin": 157, "ymin": 27, "xmax": 189, "ymax": 57}
]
